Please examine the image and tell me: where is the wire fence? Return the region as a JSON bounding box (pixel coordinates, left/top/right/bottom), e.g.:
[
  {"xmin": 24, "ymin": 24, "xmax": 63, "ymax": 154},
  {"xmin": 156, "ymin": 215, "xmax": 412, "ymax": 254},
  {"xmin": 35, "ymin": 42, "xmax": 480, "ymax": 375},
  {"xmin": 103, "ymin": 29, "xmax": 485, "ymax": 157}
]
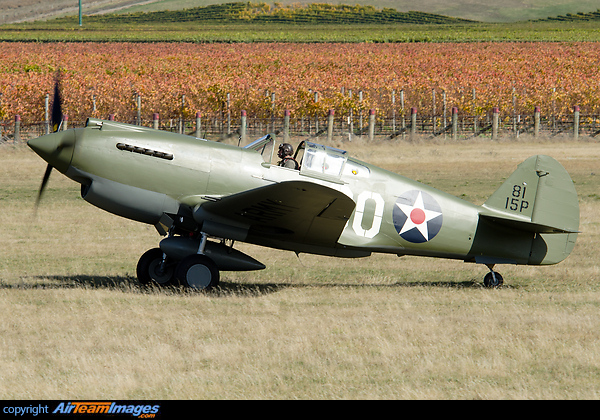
[{"xmin": 2, "ymin": 106, "xmax": 597, "ymax": 144}]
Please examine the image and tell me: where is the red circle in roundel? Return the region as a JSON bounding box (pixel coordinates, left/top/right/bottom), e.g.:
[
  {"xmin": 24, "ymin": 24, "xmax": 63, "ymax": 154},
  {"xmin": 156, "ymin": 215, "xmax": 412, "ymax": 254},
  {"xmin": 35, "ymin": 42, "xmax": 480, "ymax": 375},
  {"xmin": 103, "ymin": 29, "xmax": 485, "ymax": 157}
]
[{"xmin": 410, "ymin": 208, "xmax": 426, "ymax": 225}]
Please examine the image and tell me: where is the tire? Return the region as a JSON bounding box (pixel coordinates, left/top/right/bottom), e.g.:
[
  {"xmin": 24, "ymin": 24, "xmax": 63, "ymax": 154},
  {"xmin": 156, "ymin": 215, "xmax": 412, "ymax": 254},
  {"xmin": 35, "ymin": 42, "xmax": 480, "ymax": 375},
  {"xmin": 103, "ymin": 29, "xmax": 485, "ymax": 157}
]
[
  {"xmin": 483, "ymin": 271, "xmax": 504, "ymax": 288},
  {"xmin": 176, "ymin": 254, "xmax": 220, "ymax": 291},
  {"xmin": 136, "ymin": 248, "xmax": 176, "ymax": 286}
]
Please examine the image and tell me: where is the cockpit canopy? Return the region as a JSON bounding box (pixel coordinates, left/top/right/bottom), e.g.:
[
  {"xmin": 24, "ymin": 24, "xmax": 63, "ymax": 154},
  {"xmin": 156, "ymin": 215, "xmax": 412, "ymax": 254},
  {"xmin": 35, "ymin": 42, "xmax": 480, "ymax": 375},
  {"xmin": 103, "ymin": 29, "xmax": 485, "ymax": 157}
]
[
  {"xmin": 300, "ymin": 142, "xmax": 346, "ymax": 178},
  {"xmin": 243, "ymin": 135, "xmax": 369, "ymax": 182}
]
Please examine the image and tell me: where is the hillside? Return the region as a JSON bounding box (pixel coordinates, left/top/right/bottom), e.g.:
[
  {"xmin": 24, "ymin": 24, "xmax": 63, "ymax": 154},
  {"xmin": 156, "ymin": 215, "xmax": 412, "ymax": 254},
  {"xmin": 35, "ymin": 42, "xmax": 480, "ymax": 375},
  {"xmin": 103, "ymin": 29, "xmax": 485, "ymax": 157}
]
[
  {"xmin": 2, "ymin": 0, "xmax": 600, "ymax": 24},
  {"xmin": 535, "ymin": 9, "xmax": 600, "ymax": 21},
  {"xmin": 80, "ymin": 3, "xmax": 475, "ymax": 25}
]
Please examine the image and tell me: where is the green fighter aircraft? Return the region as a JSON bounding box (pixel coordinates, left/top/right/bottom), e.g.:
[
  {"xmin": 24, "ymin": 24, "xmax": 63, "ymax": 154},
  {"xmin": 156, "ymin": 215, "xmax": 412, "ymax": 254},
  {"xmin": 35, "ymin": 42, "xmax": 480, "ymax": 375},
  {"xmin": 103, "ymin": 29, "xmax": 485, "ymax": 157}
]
[{"xmin": 28, "ymin": 87, "xmax": 579, "ymax": 290}]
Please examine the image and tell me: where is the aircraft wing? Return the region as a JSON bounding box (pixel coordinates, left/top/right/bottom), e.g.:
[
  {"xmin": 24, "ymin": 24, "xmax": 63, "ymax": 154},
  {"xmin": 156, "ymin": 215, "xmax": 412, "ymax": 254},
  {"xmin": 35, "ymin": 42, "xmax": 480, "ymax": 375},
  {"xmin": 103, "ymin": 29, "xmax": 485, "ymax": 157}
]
[{"xmin": 196, "ymin": 181, "xmax": 356, "ymax": 247}]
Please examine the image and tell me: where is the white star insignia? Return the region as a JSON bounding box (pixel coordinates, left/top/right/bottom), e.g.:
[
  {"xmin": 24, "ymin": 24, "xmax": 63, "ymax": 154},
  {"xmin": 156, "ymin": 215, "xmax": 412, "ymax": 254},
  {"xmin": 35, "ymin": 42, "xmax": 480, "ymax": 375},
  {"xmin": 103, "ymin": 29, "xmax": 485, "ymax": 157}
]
[{"xmin": 396, "ymin": 191, "xmax": 443, "ymax": 240}]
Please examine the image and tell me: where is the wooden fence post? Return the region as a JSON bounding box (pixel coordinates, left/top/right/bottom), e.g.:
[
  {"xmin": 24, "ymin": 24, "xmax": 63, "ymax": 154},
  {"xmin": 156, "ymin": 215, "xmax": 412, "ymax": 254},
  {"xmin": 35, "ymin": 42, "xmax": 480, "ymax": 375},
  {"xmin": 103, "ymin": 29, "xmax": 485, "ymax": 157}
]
[
  {"xmin": 442, "ymin": 90, "xmax": 447, "ymax": 139},
  {"xmin": 391, "ymin": 89, "xmax": 396, "ymax": 133},
  {"xmin": 432, "ymin": 89, "xmax": 436, "ymax": 135},
  {"xmin": 452, "ymin": 107, "xmax": 458, "ymax": 140},
  {"xmin": 240, "ymin": 110, "xmax": 247, "ymax": 144},
  {"xmin": 512, "ymin": 87, "xmax": 517, "ymax": 136},
  {"xmin": 347, "ymin": 89, "xmax": 352, "ymax": 136},
  {"xmin": 14, "ymin": 115, "xmax": 20, "ymax": 143},
  {"xmin": 472, "ymin": 88, "xmax": 478, "ymax": 136},
  {"xmin": 314, "ymin": 92, "xmax": 319, "ymax": 135},
  {"xmin": 534, "ymin": 106, "xmax": 541, "ymax": 137},
  {"xmin": 410, "ymin": 107, "xmax": 417, "ymax": 138},
  {"xmin": 400, "ymin": 89, "xmax": 405, "ymax": 138},
  {"xmin": 227, "ymin": 93, "xmax": 232, "ymax": 135},
  {"xmin": 492, "ymin": 107, "xmax": 499, "ymax": 140},
  {"xmin": 573, "ymin": 105, "xmax": 580, "ymax": 139},
  {"xmin": 196, "ymin": 112, "xmax": 202, "ymax": 138},
  {"xmin": 358, "ymin": 90, "xmax": 363, "ymax": 137},
  {"xmin": 368, "ymin": 109, "xmax": 375, "ymax": 141},
  {"xmin": 326, "ymin": 109, "xmax": 333, "ymax": 140},
  {"xmin": 136, "ymin": 93, "xmax": 141, "ymax": 126},
  {"xmin": 179, "ymin": 94, "xmax": 185, "ymax": 135},
  {"xmin": 283, "ymin": 109, "xmax": 290, "ymax": 143},
  {"xmin": 44, "ymin": 94, "xmax": 50, "ymax": 134}
]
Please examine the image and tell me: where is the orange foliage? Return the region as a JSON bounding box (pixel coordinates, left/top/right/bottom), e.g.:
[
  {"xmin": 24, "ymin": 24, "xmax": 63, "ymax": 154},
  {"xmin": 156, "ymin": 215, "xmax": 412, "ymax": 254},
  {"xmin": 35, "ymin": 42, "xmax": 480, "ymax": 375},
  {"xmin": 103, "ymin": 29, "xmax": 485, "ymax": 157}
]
[{"xmin": 1, "ymin": 42, "xmax": 599, "ymax": 123}]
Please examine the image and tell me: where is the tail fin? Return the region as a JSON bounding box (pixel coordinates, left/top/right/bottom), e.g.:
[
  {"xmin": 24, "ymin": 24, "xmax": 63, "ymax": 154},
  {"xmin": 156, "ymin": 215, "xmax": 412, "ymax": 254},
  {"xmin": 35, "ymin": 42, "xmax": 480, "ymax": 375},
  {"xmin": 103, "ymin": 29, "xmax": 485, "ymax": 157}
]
[
  {"xmin": 482, "ymin": 155, "xmax": 579, "ymax": 233},
  {"xmin": 474, "ymin": 155, "xmax": 579, "ymax": 265}
]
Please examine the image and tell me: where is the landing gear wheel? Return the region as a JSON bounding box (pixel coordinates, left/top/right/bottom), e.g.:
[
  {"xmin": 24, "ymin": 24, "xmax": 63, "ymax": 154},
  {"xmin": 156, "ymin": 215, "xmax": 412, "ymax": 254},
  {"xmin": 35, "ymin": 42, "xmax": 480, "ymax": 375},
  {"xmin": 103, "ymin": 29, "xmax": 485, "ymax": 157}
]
[
  {"xmin": 176, "ymin": 254, "xmax": 220, "ymax": 291},
  {"xmin": 484, "ymin": 271, "xmax": 504, "ymax": 288},
  {"xmin": 137, "ymin": 248, "xmax": 176, "ymax": 286}
]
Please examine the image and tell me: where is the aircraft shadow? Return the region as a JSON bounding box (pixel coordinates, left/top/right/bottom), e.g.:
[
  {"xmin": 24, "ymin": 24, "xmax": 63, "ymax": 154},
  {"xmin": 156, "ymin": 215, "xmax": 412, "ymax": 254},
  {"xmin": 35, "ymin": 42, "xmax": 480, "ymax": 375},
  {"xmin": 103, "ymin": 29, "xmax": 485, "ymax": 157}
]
[
  {"xmin": 1, "ymin": 275, "xmax": 488, "ymax": 297},
  {"xmin": 1, "ymin": 275, "xmax": 139, "ymax": 291}
]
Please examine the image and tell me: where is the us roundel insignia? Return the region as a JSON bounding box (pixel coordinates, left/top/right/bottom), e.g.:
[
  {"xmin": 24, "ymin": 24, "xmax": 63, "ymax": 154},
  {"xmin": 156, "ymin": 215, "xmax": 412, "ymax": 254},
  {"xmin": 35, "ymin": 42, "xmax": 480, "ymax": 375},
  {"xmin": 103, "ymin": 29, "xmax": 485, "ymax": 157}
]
[{"xmin": 392, "ymin": 190, "xmax": 443, "ymax": 243}]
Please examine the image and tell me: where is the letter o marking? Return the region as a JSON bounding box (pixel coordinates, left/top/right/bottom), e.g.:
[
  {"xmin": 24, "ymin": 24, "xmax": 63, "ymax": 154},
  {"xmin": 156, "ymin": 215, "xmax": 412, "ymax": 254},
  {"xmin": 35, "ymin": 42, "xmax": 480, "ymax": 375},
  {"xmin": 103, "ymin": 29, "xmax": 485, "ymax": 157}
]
[{"xmin": 352, "ymin": 191, "xmax": 385, "ymax": 238}]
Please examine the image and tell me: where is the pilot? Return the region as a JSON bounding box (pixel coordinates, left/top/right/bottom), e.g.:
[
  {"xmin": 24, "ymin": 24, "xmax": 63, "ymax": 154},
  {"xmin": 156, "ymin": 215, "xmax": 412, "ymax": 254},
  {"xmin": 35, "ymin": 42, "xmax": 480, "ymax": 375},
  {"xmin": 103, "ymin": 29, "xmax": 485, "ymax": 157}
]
[{"xmin": 277, "ymin": 143, "xmax": 299, "ymax": 170}]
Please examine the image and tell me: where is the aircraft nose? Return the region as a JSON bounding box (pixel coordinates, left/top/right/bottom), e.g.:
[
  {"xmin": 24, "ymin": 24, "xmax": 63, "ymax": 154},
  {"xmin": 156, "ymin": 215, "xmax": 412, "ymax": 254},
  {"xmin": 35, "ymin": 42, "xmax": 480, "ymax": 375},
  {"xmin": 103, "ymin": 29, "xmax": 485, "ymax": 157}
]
[{"xmin": 28, "ymin": 130, "xmax": 75, "ymax": 174}]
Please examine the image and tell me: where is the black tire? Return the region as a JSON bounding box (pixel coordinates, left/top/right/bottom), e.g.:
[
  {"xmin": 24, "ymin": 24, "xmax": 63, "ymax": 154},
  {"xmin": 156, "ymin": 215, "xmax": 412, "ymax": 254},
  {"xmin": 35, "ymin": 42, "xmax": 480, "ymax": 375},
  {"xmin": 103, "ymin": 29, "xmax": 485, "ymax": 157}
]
[
  {"xmin": 136, "ymin": 248, "xmax": 176, "ymax": 286},
  {"xmin": 176, "ymin": 254, "xmax": 220, "ymax": 291},
  {"xmin": 483, "ymin": 271, "xmax": 504, "ymax": 288}
]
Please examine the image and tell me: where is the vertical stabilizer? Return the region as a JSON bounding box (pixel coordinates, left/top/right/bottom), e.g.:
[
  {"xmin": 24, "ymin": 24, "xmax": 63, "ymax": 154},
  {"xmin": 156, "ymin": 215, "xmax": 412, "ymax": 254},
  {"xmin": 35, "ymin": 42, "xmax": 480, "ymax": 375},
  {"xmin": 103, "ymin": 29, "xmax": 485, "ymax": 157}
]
[
  {"xmin": 473, "ymin": 155, "xmax": 579, "ymax": 265},
  {"xmin": 482, "ymin": 155, "xmax": 579, "ymax": 233}
]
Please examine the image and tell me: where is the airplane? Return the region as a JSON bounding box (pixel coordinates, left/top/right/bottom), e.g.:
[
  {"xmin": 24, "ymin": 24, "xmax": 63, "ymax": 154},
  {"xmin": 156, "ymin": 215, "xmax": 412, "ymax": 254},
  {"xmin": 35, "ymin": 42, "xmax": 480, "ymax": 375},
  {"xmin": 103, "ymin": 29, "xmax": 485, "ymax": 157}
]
[{"xmin": 28, "ymin": 85, "xmax": 580, "ymax": 290}]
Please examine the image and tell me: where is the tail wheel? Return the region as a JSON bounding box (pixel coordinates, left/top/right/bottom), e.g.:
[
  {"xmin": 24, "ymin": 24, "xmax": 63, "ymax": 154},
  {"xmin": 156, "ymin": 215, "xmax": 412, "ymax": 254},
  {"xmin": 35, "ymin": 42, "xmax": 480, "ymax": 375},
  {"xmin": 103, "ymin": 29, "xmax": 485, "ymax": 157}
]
[
  {"xmin": 176, "ymin": 254, "xmax": 220, "ymax": 291},
  {"xmin": 137, "ymin": 248, "xmax": 176, "ymax": 286},
  {"xmin": 483, "ymin": 271, "xmax": 504, "ymax": 288}
]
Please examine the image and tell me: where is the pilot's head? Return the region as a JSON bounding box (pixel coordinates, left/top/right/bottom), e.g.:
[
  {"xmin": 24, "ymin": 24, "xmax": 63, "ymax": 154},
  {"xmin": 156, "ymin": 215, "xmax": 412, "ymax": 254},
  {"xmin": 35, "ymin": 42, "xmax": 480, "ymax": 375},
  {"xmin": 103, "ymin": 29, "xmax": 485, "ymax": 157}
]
[{"xmin": 278, "ymin": 143, "xmax": 293, "ymax": 159}]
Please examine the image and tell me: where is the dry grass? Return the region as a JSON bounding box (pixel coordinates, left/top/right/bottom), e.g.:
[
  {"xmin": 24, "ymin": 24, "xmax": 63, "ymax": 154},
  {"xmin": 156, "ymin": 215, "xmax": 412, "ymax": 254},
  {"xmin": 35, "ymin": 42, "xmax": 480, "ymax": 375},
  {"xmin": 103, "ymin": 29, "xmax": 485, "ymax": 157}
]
[{"xmin": 1, "ymin": 137, "xmax": 599, "ymax": 399}]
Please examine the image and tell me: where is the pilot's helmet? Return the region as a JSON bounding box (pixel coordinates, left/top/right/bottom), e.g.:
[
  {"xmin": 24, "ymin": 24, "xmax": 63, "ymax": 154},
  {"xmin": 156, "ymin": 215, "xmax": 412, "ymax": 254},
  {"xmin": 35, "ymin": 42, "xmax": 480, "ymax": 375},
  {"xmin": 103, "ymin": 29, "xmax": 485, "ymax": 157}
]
[{"xmin": 278, "ymin": 143, "xmax": 293, "ymax": 158}]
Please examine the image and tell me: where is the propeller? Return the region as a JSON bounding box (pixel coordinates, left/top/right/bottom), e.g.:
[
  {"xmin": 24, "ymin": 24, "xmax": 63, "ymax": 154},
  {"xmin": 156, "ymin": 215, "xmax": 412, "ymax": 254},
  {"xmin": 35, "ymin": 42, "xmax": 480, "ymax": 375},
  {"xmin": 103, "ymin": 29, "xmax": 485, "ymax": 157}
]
[
  {"xmin": 34, "ymin": 73, "xmax": 63, "ymax": 214},
  {"xmin": 50, "ymin": 75, "xmax": 63, "ymax": 133}
]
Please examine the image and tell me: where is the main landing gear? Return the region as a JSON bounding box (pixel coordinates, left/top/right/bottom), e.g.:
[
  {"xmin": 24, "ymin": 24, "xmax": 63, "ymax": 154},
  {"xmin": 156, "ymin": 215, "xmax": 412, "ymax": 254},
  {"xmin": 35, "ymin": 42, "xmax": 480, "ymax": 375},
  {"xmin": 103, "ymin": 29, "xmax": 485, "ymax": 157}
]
[
  {"xmin": 136, "ymin": 234, "xmax": 220, "ymax": 291},
  {"xmin": 483, "ymin": 264, "xmax": 504, "ymax": 288}
]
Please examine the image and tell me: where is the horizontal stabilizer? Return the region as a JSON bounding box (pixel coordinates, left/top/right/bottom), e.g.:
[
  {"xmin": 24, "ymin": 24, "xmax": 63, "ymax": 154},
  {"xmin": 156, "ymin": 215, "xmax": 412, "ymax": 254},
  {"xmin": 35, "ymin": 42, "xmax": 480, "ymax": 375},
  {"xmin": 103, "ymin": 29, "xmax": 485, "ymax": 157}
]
[{"xmin": 478, "ymin": 213, "xmax": 579, "ymax": 234}]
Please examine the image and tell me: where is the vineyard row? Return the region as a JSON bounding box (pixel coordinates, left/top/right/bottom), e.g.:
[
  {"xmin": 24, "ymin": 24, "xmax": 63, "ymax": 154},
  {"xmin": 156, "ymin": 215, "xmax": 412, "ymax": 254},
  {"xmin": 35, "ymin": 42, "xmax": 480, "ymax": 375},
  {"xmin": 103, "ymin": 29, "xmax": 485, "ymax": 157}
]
[
  {"xmin": 3, "ymin": 42, "xmax": 600, "ymax": 130},
  {"xmin": 3, "ymin": 104, "xmax": 596, "ymax": 144}
]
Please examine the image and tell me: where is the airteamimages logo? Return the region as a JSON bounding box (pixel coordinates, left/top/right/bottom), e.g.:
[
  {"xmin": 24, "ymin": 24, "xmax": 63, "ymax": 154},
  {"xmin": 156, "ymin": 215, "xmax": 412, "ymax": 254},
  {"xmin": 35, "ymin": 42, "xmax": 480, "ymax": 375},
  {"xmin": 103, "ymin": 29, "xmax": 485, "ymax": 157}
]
[
  {"xmin": 392, "ymin": 190, "xmax": 443, "ymax": 243},
  {"xmin": 52, "ymin": 402, "xmax": 160, "ymax": 418}
]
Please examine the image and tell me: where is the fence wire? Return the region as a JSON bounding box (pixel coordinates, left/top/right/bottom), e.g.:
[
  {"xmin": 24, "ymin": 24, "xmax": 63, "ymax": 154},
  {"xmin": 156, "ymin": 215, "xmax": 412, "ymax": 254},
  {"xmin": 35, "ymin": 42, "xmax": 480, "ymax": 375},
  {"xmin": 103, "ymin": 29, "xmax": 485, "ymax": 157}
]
[{"xmin": 2, "ymin": 110, "xmax": 597, "ymax": 144}]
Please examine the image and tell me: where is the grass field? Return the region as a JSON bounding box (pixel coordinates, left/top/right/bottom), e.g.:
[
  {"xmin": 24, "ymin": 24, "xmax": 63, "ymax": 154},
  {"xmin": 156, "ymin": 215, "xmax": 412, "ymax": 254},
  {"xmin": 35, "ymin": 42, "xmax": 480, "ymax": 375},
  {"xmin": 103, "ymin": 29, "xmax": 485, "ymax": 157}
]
[{"xmin": 1, "ymin": 136, "xmax": 599, "ymax": 399}]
